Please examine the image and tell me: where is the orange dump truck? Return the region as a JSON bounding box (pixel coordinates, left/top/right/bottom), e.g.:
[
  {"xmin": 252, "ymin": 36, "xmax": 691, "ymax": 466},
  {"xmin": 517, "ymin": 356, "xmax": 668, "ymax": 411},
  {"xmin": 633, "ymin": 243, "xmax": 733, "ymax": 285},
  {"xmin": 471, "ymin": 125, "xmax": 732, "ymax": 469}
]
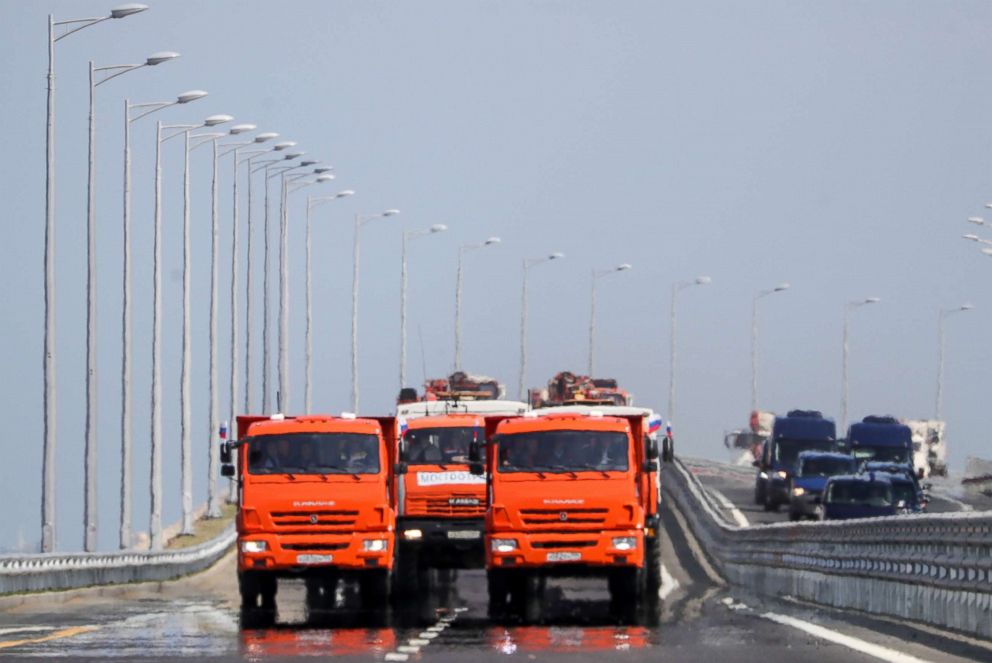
[
  {"xmin": 471, "ymin": 411, "xmax": 661, "ymax": 614},
  {"xmin": 221, "ymin": 413, "xmax": 398, "ymax": 614},
  {"xmin": 393, "ymin": 413, "xmax": 488, "ymax": 590}
]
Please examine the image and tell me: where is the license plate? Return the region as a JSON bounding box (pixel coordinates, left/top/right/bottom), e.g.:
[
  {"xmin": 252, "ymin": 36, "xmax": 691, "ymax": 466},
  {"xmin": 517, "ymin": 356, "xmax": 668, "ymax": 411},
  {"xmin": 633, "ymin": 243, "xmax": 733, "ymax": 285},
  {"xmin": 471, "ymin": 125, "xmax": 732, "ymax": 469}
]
[
  {"xmin": 546, "ymin": 551, "xmax": 581, "ymax": 562},
  {"xmin": 296, "ymin": 554, "xmax": 333, "ymax": 565},
  {"xmin": 447, "ymin": 530, "xmax": 481, "ymax": 540}
]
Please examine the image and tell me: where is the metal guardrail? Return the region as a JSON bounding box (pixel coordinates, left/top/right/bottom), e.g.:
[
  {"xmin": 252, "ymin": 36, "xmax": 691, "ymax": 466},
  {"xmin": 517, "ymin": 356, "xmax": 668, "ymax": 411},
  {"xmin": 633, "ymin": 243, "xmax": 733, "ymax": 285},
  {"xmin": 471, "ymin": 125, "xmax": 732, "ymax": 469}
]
[
  {"xmin": 0, "ymin": 525, "xmax": 235, "ymax": 595},
  {"xmin": 665, "ymin": 457, "xmax": 992, "ymax": 638}
]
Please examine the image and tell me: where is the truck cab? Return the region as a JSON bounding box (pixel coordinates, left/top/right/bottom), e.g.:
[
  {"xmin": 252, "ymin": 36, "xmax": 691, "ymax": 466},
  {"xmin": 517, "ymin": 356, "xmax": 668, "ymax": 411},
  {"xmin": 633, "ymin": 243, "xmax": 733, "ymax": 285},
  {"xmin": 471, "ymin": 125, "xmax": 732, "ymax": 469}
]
[
  {"xmin": 788, "ymin": 451, "xmax": 857, "ymax": 521},
  {"xmin": 224, "ymin": 414, "xmax": 397, "ymax": 616},
  {"xmin": 846, "ymin": 416, "xmax": 913, "ymax": 468},
  {"xmin": 394, "ymin": 413, "xmax": 488, "ymax": 586},
  {"xmin": 754, "ymin": 409, "xmax": 837, "ymax": 511},
  {"xmin": 476, "ymin": 411, "xmax": 661, "ymax": 616}
]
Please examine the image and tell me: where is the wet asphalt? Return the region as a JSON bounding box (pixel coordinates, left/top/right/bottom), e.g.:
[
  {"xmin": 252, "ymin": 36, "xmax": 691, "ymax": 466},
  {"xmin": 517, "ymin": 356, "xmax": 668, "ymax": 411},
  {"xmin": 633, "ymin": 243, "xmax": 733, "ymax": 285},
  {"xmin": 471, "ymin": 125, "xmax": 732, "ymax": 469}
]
[{"xmin": 1, "ymin": 462, "xmax": 990, "ymax": 661}]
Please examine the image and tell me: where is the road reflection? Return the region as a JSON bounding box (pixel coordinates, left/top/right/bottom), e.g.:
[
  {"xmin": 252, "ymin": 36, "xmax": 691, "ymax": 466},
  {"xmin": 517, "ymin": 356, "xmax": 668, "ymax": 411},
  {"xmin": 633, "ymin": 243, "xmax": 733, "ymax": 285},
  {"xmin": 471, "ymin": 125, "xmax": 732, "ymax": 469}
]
[{"xmin": 488, "ymin": 625, "xmax": 653, "ymax": 654}]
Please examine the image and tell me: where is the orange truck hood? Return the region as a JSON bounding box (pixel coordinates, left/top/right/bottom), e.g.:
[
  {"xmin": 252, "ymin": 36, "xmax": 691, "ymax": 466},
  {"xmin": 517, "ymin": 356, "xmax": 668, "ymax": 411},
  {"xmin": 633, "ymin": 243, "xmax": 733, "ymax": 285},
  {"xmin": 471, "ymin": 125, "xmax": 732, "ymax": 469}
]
[
  {"xmin": 240, "ymin": 478, "xmax": 391, "ymax": 533},
  {"xmin": 489, "ymin": 474, "xmax": 641, "ymax": 532}
]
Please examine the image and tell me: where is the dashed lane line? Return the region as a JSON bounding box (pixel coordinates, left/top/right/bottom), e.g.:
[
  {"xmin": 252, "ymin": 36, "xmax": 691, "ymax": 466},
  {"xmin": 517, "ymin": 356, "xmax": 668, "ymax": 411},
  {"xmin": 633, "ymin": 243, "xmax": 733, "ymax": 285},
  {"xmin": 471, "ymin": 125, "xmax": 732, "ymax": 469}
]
[
  {"xmin": 0, "ymin": 625, "xmax": 98, "ymax": 651},
  {"xmin": 707, "ymin": 488, "xmax": 751, "ymax": 527},
  {"xmin": 659, "ymin": 563, "xmax": 680, "ymax": 601},
  {"xmin": 383, "ymin": 606, "xmax": 466, "ymax": 661},
  {"xmin": 760, "ymin": 611, "xmax": 932, "ymax": 663}
]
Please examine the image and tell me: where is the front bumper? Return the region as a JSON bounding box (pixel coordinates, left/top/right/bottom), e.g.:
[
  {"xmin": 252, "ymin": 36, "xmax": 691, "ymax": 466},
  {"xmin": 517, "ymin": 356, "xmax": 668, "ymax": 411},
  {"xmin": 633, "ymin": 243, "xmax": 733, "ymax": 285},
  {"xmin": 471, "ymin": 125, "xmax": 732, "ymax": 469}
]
[
  {"xmin": 790, "ymin": 491, "xmax": 822, "ymax": 515},
  {"xmin": 768, "ymin": 478, "xmax": 790, "ymax": 504},
  {"xmin": 397, "ymin": 517, "xmax": 485, "ymax": 568},
  {"xmin": 237, "ymin": 531, "xmax": 393, "ymax": 573},
  {"xmin": 486, "ymin": 529, "xmax": 644, "ymax": 572}
]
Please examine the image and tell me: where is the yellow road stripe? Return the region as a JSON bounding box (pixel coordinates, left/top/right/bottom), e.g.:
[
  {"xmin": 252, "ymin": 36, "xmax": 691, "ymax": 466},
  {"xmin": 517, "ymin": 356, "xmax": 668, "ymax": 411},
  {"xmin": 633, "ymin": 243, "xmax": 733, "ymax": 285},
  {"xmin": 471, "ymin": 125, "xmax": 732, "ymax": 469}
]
[{"xmin": 0, "ymin": 625, "xmax": 97, "ymax": 650}]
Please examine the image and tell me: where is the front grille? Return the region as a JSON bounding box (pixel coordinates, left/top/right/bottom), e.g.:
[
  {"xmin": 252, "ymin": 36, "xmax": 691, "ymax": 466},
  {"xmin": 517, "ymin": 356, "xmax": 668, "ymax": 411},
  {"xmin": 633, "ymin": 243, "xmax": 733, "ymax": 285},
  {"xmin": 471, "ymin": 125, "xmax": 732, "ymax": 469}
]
[
  {"xmin": 519, "ymin": 508, "xmax": 608, "ymax": 529},
  {"xmin": 282, "ymin": 542, "xmax": 348, "ymax": 551},
  {"xmin": 532, "ymin": 540, "xmax": 597, "ymax": 549},
  {"xmin": 270, "ymin": 510, "xmax": 359, "ymax": 531},
  {"xmin": 406, "ymin": 494, "xmax": 485, "ymax": 517}
]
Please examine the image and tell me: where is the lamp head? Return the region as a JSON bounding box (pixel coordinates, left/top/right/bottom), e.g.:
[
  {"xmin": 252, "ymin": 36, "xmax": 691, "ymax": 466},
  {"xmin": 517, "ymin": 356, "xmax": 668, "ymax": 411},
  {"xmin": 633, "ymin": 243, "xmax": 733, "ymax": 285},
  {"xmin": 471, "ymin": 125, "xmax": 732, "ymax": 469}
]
[
  {"xmin": 485, "ymin": 236, "xmax": 501, "ymax": 245},
  {"xmin": 696, "ymin": 275, "xmax": 712, "ymax": 285},
  {"xmin": 315, "ymin": 174, "xmax": 335, "ymax": 183},
  {"xmin": 110, "ymin": 3, "xmax": 148, "ymax": 19},
  {"xmin": 774, "ymin": 283, "xmax": 790, "ymax": 292},
  {"xmin": 254, "ymin": 132, "xmax": 278, "ymax": 143},
  {"xmin": 273, "ymin": 141, "xmax": 297, "ymax": 151},
  {"xmin": 336, "ymin": 190, "xmax": 355, "ymax": 198},
  {"xmin": 229, "ymin": 124, "xmax": 256, "ymax": 135},
  {"xmin": 617, "ymin": 263, "xmax": 632, "ymax": 272},
  {"xmin": 549, "ymin": 252, "xmax": 564, "ymax": 260},
  {"xmin": 203, "ymin": 114, "xmax": 233, "ymax": 127},
  {"xmin": 176, "ymin": 90, "xmax": 207, "ymax": 104},
  {"xmin": 145, "ymin": 51, "xmax": 179, "ymax": 66},
  {"xmin": 968, "ymin": 217, "xmax": 985, "ymax": 225},
  {"xmin": 383, "ymin": 209, "xmax": 401, "ymax": 217},
  {"xmin": 430, "ymin": 224, "xmax": 448, "ymax": 233}
]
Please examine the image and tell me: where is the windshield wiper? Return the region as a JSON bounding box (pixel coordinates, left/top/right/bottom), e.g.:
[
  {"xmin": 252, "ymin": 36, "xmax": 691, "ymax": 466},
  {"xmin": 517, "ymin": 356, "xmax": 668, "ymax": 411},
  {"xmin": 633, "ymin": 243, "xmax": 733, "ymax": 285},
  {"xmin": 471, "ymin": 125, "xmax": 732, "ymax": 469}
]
[{"xmin": 548, "ymin": 465, "xmax": 578, "ymax": 478}]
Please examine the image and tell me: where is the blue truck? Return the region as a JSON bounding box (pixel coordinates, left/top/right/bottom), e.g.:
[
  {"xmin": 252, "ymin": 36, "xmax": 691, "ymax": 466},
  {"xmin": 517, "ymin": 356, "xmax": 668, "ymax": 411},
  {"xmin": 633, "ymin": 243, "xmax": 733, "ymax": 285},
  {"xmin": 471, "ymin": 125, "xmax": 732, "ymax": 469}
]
[
  {"xmin": 788, "ymin": 451, "xmax": 858, "ymax": 521},
  {"xmin": 846, "ymin": 416, "xmax": 913, "ymax": 467},
  {"xmin": 754, "ymin": 410, "xmax": 837, "ymax": 511}
]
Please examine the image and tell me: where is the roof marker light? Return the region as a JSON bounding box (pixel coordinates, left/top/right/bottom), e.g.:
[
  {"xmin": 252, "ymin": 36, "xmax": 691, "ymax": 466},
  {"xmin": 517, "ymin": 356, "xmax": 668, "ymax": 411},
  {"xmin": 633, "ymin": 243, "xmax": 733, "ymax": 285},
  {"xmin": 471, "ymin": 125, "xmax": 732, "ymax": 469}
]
[
  {"xmin": 340, "ymin": 411, "xmax": 357, "ymax": 420},
  {"xmin": 270, "ymin": 413, "xmax": 285, "ymax": 421}
]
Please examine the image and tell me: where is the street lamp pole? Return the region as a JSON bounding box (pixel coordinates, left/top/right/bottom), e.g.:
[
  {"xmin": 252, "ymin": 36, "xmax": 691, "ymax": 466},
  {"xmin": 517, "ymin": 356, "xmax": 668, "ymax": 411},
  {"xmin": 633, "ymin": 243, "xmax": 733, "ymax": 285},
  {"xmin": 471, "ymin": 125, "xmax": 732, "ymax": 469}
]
[
  {"xmin": 82, "ymin": 51, "xmax": 179, "ymax": 552},
  {"xmin": 352, "ymin": 210, "xmax": 401, "ymax": 413},
  {"xmin": 42, "ymin": 2, "xmax": 148, "ymax": 553},
  {"xmin": 398, "ymin": 224, "xmax": 448, "ymax": 389},
  {"xmin": 667, "ymin": 276, "xmax": 711, "ymax": 426},
  {"xmin": 279, "ymin": 170, "xmax": 335, "ymax": 412},
  {"xmin": 588, "ymin": 263, "xmax": 632, "ymax": 376},
  {"xmin": 305, "ymin": 190, "xmax": 355, "ymax": 411},
  {"xmin": 840, "ymin": 297, "xmax": 880, "ymax": 430},
  {"xmin": 936, "ymin": 304, "xmax": 974, "ymax": 420},
  {"xmin": 751, "ymin": 283, "xmax": 789, "ymax": 413},
  {"xmin": 518, "ymin": 253, "xmax": 564, "ymax": 401},
  {"xmin": 453, "ymin": 237, "xmax": 500, "ymax": 373}
]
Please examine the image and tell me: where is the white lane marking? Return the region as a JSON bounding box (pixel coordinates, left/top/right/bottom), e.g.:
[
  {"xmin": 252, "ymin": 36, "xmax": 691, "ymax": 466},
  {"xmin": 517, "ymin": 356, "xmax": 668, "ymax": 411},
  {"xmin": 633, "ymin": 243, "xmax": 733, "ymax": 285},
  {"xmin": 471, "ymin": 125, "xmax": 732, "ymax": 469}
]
[
  {"xmin": 384, "ymin": 612, "xmax": 460, "ymax": 661},
  {"xmin": 419, "ymin": 631, "xmax": 439, "ymax": 639},
  {"xmin": 760, "ymin": 611, "xmax": 933, "ymax": 663},
  {"xmin": 397, "ymin": 645, "xmax": 420, "ymax": 653},
  {"xmin": 408, "ymin": 638, "xmax": 430, "ymax": 646},
  {"xmin": 659, "ymin": 564, "xmax": 680, "ymax": 601},
  {"xmin": 708, "ymin": 488, "xmax": 750, "ymax": 527},
  {"xmin": 384, "ymin": 654, "xmax": 409, "ymax": 662}
]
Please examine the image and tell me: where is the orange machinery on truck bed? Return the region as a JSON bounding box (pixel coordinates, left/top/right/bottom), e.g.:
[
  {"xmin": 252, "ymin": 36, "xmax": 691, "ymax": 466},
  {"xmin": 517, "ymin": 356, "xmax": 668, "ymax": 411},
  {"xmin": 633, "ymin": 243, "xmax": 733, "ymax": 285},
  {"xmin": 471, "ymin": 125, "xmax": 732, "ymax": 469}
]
[
  {"xmin": 221, "ymin": 414, "xmax": 399, "ymax": 615},
  {"xmin": 470, "ymin": 411, "xmax": 662, "ymax": 616},
  {"xmin": 528, "ymin": 371, "xmax": 633, "ymax": 409},
  {"xmin": 393, "ymin": 413, "xmax": 488, "ymax": 589}
]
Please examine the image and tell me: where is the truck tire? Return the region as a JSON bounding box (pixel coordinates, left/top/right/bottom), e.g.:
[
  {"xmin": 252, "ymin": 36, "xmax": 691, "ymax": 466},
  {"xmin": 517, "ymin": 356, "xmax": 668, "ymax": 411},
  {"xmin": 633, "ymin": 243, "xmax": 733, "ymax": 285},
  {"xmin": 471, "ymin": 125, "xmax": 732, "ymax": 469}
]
[
  {"xmin": 239, "ymin": 571, "xmax": 261, "ymax": 610},
  {"xmin": 487, "ymin": 569, "xmax": 510, "ymax": 617},
  {"xmin": 360, "ymin": 570, "xmax": 391, "ymax": 611},
  {"xmin": 645, "ymin": 533, "xmax": 663, "ymax": 594},
  {"xmin": 608, "ymin": 567, "xmax": 642, "ymax": 604},
  {"xmin": 754, "ymin": 480, "xmax": 766, "ymax": 505},
  {"xmin": 393, "ymin": 545, "xmax": 420, "ymax": 596},
  {"xmin": 306, "ymin": 573, "xmax": 337, "ymax": 611},
  {"xmin": 260, "ymin": 573, "xmax": 277, "ymax": 611},
  {"xmin": 763, "ymin": 495, "xmax": 778, "ymax": 512}
]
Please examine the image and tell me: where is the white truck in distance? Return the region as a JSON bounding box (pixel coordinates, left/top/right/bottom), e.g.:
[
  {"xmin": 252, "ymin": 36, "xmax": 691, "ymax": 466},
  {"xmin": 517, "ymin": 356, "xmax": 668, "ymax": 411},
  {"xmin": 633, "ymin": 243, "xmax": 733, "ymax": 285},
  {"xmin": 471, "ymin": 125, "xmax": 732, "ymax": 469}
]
[{"xmin": 900, "ymin": 419, "xmax": 947, "ymax": 478}]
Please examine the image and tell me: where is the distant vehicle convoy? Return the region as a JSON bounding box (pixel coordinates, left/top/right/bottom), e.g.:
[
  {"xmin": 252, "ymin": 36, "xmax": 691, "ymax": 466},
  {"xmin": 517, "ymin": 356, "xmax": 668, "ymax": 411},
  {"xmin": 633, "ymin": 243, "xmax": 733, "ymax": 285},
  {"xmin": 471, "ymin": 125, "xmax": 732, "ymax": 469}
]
[
  {"xmin": 788, "ymin": 451, "xmax": 858, "ymax": 521},
  {"xmin": 754, "ymin": 410, "xmax": 837, "ymax": 511}
]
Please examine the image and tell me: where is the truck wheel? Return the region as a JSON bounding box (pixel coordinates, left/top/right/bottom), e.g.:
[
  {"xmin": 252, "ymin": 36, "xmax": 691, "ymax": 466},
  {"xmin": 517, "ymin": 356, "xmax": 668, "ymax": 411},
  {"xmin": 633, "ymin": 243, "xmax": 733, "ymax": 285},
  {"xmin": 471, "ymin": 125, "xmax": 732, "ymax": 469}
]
[
  {"xmin": 306, "ymin": 573, "xmax": 337, "ymax": 611},
  {"xmin": 487, "ymin": 569, "xmax": 509, "ymax": 617},
  {"xmin": 239, "ymin": 571, "xmax": 261, "ymax": 610},
  {"xmin": 645, "ymin": 534, "xmax": 663, "ymax": 594},
  {"xmin": 754, "ymin": 481, "xmax": 766, "ymax": 505},
  {"xmin": 608, "ymin": 567, "xmax": 642, "ymax": 604},
  {"xmin": 393, "ymin": 545, "xmax": 420, "ymax": 596},
  {"xmin": 259, "ymin": 573, "xmax": 277, "ymax": 611},
  {"xmin": 763, "ymin": 492, "xmax": 778, "ymax": 512},
  {"xmin": 788, "ymin": 509, "xmax": 800, "ymax": 522},
  {"xmin": 360, "ymin": 570, "xmax": 391, "ymax": 611}
]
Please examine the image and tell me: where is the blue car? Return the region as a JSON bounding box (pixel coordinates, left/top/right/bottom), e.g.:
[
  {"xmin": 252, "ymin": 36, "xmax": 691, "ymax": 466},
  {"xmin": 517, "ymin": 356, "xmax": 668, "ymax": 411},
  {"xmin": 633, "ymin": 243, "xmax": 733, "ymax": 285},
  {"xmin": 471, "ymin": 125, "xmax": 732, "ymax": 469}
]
[
  {"xmin": 860, "ymin": 461, "xmax": 926, "ymax": 510},
  {"xmin": 788, "ymin": 451, "xmax": 858, "ymax": 521},
  {"xmin": 822, "ymin": 474, "xmax": 896, "ymax": 520}
]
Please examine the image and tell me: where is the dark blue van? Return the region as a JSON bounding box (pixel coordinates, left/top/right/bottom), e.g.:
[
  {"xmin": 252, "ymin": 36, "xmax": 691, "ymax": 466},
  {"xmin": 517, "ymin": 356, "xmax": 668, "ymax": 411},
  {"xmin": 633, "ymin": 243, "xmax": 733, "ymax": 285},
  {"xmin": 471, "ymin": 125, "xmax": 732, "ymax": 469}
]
[
  {"xmin": 822, "ymin": 474, "xmax": 896, "ymax": 520},
  {"xmin": 846, "ymin": 416, "xmax": 913, "ymax": 466},
  {"xmin": 754, "ymin": 410, "xmax": 837, "ymax": 511},
  {"xmin": 788, "ymin": 451, "xmax": 858, "ymax": 521}
]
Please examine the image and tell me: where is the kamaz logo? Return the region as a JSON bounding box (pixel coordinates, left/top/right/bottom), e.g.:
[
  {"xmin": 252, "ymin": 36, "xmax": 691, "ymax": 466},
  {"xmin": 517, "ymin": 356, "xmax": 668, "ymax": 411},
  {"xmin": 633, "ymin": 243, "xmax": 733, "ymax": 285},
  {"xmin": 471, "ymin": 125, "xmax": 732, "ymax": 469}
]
[
  {"xmin": 449, "ymin": 497, "xmax": 480, "ymax": 506},
  {"xmin": 309, "ymin": 514, "xmax": 319, "ymax": 524},
  {"xmin": 559, "ymin": 512, "xmax": 568, "ymax": 521}
]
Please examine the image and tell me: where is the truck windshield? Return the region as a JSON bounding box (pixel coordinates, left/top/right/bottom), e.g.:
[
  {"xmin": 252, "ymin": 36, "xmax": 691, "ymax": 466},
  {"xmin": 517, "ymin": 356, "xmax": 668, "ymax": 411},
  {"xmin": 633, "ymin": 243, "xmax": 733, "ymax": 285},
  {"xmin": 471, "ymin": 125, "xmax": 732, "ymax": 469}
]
[
  {"xmin": 774, "ymin": 439, "xmax": 834, "ymax": 467},
  {"xmin": 826, "ymin": 481, "xmax": 892, "ymax": 507},
  {"xmin": 403, "ymin": 427, "xmax": 481, "ymax": 465},
  {"xmin": 247, "ymin": 433, "xmax": 380, "ymax": 475},
  {"xmin": 799, "ymin": 457, "xmax": 855, "ymax": 477},
  {"xmin": 852, "ymin": 445, "xmax": 910, "ymax": 463},
  {"xmin": 497, "ymin": 430, "xmax": 628, "ymax": 473}
]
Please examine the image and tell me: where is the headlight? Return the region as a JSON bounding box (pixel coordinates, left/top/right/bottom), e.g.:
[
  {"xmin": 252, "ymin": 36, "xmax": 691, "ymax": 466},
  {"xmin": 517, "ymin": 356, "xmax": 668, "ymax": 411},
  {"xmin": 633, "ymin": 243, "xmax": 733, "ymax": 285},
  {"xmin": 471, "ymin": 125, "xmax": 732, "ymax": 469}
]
[
  {"xmin": 241, "ymin": 540, "xmax": 267, "ymax": 553},
  {"xmin": 776, "ymin": 470, "xmax": 788, "ymax": 479},
  {"xmin": 792, "ymin": 487, "xmax": 805, "ymax": 497},
  {"xmin": 491, "ymin": 538, "xmax": 517, "ymax": 553},
  {"xmin": 759, "ymin": 471, "xmax": 769, "ymax": 479},
  {"xmin": 402, "ymin": 529, "xmax": 423, "ymax": 540},
  {"xmin": 612, "ymin": 537, "xmax": 637, "ymax": 551},
  {"xmin": 362, "ymin": 539, "xmax": 388, "ymax": 552}
]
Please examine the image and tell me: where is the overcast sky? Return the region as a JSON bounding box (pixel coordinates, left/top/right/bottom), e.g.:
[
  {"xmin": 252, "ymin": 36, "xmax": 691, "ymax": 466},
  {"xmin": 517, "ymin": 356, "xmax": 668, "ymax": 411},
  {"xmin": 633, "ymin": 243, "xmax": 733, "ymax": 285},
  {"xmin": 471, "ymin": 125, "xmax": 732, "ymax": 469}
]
[{"xmin": 4, "ymin": 1, "xmax": 992, "ymax": 551}]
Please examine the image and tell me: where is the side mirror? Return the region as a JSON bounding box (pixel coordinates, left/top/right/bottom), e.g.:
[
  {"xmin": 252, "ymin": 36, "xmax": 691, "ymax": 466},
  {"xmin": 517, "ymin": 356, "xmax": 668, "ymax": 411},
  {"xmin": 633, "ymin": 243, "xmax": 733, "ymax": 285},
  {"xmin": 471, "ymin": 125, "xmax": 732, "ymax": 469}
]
[
  {"xmin": 646, "ymin": 437, "xmax": 659, "ymax": 461},
  {"xmin": 394, "ymin": 462, "xmax": 408, "ymax": 475},
  {"xmin": 469, "ymin": 439, "xmax": 482, "ymax": 463},
  {"xmin": 219, "ymin": 441, "xmax": 232, "ymax": 464},
  {"xmin": 221, "ymin": 463, "xmax": 235, "ymax": 478},
  {"xmin": 469, "ymin": 461, "xmax": 484, "ymax": 476}
]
